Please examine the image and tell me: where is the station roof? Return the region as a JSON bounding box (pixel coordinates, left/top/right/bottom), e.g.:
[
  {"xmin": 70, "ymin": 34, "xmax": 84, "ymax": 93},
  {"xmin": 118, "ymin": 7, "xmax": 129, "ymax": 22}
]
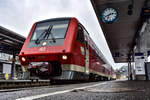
[
  {"xmin": 91, "ymin": 0, "xmax": 145, "ymax": 63},
  {"xmin": 0, "ymin": 26, "xmax": 25, "ymax": 55}
]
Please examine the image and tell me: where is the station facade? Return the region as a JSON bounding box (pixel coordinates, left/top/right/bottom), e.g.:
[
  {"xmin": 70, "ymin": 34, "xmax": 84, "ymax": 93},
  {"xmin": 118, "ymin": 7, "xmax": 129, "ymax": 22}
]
[{"xmin": 0, "ymin": 26, "xmax": 25, "ymax": 80}]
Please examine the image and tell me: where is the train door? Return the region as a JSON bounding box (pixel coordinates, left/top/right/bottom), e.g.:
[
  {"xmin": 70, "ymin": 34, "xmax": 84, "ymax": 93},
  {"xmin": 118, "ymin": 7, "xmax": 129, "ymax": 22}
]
[
  {"xmin": 76, "ymin": 25, "xmax": 86, "ymax": 70},
  {"xmin": 84, "ymin": 29, "xmax": 89, "ymax": 74}
]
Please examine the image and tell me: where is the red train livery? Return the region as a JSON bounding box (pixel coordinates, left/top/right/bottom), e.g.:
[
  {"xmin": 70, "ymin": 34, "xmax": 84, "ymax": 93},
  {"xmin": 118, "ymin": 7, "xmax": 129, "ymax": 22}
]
[{"xmin": 19, "ymin": 17, "xmax": 116, "ymax": 81}]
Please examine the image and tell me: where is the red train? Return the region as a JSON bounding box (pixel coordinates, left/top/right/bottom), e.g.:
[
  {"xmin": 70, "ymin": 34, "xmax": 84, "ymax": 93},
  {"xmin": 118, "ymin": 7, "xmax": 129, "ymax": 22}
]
[{"xmin": 19, "ymin": 17, "xmax": 116, "ymax": 81}]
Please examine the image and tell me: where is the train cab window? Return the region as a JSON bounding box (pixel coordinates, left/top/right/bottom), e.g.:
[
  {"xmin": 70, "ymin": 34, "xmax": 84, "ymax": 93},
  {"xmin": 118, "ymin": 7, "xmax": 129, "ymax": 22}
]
[
  {"xmin": 76, "ymin": 26, "xmax": 84, "ymax": 43},
  {"xmin": 28, "ymin": 19, "xmax": 70, "ymax": 48}
]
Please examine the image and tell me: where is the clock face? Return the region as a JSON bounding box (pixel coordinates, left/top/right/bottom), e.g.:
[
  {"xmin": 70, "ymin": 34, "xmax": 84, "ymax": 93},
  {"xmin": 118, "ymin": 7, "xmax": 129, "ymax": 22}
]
[{"xmin": 101, "ymin": 8, "xmax": 118, "ymax": 24}]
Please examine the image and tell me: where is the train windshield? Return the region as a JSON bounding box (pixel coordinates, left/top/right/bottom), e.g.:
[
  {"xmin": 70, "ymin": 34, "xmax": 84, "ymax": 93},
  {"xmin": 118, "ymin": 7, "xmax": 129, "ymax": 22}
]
[{"xmin": 28, "ymin": 19, "xmax": 70, "ymax": 48}]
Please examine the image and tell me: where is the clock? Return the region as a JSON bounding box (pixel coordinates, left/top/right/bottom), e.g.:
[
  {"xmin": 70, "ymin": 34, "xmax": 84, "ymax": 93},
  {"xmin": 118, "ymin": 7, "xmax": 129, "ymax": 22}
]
[{"xmin": 101, "ymin": 8, "xmax": 118, "ymax": 24}]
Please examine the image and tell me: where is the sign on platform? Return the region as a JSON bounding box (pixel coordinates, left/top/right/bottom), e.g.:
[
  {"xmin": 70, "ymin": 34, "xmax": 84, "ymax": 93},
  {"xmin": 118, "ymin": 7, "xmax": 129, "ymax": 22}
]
[
  {"xmin": 3, "ymin": 64, "xmax": 12, "ymax": 74},
  {"xmin": 135, "ymin": 56, "xmax": 146, "ymax": 75}
]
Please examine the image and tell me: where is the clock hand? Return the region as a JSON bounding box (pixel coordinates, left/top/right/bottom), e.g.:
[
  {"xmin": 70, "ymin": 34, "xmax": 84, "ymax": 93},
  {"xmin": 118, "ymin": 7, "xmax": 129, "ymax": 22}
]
[{"xmin": 105, "ymin": 13, "xmax": 115, "ymax": 17}]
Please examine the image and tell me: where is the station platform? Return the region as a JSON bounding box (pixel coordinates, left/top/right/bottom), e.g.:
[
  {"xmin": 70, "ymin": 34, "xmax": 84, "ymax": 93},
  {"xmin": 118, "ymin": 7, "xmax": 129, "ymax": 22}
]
[
  {"xmin": 3, "ymin": 80, "xmax": 150, "ymax": 100},
  {"xmin": 77, "ymin": 80, "xmax": 150, "ymax": 100},
  {"xmin": 66, "ymin": 80, "xmax": 150, "ymax": 100}
]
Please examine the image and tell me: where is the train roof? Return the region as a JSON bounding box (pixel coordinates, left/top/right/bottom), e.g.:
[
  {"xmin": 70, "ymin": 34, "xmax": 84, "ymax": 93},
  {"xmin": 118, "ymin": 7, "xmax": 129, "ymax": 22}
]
[{"xmin": 37, "ymin": 17, "xmax": 73, "ymax": 23}]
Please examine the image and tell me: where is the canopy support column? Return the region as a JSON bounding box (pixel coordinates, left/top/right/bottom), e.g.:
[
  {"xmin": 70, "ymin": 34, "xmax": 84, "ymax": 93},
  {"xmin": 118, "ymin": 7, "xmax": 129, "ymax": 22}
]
[{"xmin": 11, "ymin": 50, "xmax": 17, "ymax": 79}]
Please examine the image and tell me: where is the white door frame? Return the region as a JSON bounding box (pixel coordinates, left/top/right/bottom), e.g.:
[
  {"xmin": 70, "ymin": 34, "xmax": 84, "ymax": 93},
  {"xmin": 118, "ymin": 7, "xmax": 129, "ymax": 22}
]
[{"xmin": 84, "ymin": 35, "xmax": 89, "ymax": 74}]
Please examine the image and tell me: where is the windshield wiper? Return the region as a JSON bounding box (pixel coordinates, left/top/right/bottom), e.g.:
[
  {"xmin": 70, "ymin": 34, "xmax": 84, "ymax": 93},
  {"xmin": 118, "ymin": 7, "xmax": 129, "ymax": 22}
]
[
  {"xmin": 35, "ymin": 25, "xmax": 56, "ymax": 44},
  {"xmin": 44, "ymin": 25, "xmax": 56, "ymax": 43},
  {"xmin": 35, "ymin": 29, "xmax": 47, "ymax": 45}
]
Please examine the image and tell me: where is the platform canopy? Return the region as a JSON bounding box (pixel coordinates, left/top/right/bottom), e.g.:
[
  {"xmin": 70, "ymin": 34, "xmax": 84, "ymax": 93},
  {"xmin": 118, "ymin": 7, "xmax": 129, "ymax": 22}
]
[
  {"xmin": 91, "ymin": 0, "xmax": 146, "ymax": 63},
  {"xmin": 0, "ymin": 26, "xmax": 25, "ymax": 55}
]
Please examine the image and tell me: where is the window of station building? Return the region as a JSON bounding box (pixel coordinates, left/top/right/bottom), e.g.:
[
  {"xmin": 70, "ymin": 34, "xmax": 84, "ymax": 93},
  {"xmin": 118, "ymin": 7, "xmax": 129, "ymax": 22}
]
[
  {"xmin": 76, "ymin": 26, "xmax": 84, "ymax": 43},
  {"xmin": 0, "ymin": 53, "xmax": 2, "ymax": 58}
]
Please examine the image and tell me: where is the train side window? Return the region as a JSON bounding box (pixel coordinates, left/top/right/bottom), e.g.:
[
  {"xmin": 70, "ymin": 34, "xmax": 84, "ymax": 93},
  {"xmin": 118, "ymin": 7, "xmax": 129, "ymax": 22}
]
[
  {"xmin": 76, "ymin": 26, "xmax": 84, "ymax": 43},
  {"xmin": 83, "ymin": 29, "xmax": 89, "ymax": 49},
  {"xmin": 85, "ymin": 40, "xmax": 88, "ymax": 49},
  {"xmin": 83, "ymin": 29, "xmax": 89, "ymax": 36},
  {"xmin": 103, "ymin": 67, "xmax": 105, "ymax": 72}
]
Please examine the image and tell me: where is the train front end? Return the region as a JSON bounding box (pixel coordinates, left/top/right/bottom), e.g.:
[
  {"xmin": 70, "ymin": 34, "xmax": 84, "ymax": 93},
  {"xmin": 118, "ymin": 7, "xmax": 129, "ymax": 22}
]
[{"xmin": 19, "ymin": 18, "xmax": 77, "ymax": 79}]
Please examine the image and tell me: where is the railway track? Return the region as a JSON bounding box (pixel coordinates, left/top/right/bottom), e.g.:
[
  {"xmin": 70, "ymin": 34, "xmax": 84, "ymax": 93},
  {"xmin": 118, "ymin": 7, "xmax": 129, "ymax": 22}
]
[{"xmin": 0, "ymin": 80, "xmax": 50, "ymax": 89}]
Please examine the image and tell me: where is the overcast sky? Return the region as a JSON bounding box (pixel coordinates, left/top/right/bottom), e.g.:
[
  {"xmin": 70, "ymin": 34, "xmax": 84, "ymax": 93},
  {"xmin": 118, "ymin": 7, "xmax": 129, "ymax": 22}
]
[{"xmin": 0, "ymin": 0, "xmax": 124, "ymax": 69}]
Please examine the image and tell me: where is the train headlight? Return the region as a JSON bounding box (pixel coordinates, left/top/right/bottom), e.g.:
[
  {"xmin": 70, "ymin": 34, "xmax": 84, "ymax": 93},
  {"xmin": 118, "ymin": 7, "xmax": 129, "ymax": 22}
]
[
  {"xmin": 86, "ymin": 70, "xmax": 89, "ymax": 74},
  {"xmin": 42, "ymin": 41, "xmax": 47, "ymax": 46},
  {"xmin": 62, "ymin": 55, "xmax": 67, "ymax": 60},
  {"xmin": 21, "ymin": 57, "xmax": 26, "ymax": 62}
]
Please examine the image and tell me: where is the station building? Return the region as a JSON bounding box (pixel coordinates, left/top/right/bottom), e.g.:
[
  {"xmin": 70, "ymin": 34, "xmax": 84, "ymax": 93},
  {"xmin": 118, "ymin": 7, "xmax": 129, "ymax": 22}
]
[{"xmin": 0, "ymin": 26, "xmax": 25, "ymax": 80}]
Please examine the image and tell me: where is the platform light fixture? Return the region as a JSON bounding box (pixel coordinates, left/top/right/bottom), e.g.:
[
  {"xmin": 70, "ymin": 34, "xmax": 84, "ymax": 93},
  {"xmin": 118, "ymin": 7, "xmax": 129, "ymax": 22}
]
[
  {"xmin": 62, "ymin": 55, "xmax": 67, "ymax": 60},
  {"xmin": 127, "ymin": 0, "xmax": 134, "ymax": 15}
]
